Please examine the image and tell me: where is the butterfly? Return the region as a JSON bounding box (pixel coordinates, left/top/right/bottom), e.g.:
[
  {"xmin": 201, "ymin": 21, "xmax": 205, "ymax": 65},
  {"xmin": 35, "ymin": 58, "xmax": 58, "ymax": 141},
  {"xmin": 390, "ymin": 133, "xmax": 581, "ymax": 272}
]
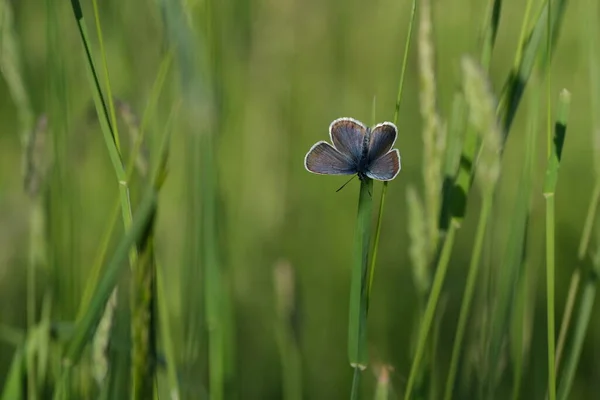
[{"xmin": 304, "ymin": 117, "xmax": 401, "ymax": 187}]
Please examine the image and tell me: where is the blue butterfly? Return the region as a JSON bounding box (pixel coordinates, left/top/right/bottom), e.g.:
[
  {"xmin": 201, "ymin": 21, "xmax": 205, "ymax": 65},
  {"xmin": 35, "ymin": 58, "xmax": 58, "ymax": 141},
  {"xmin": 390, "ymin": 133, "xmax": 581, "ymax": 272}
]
[{"xmin": 304, "ymin": 117, "xmax": 401, "ymax": 184}]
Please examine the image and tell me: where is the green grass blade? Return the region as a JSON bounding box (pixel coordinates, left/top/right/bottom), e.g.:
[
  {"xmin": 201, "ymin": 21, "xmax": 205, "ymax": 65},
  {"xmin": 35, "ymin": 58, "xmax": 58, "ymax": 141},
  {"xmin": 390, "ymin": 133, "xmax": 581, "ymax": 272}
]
[
  {"xmin": 486, "ymin": 122, "xmax": 536, "ymax": 397},
  {"xmin": 349, "ymin": 177, "xmax": 374, "ymax": 398},
  {"xmin": 404, "ymin": 224, "xmax": 456, "ymax": 400},
  {"xmin": 131, "ymin": 244, "xmax": 156, "ymax": 399},
  {"xmin": 444, "ymin": 198, "xmax": 491, "ymax": 400},
  {"xmin": 443, "ymin": 56, "xmax": 502, "ymax": 400},
  {"xmin": 479, "ymin": 0, "xmax": 502, "ymax": 69},
  {"xmin": 90, "ymin": 0, "xmax": 122, "ymax": 152},
  {"xmin": 509, "ymin": 73, "xmax": 541, "ymax": 400},
  {"xmin": 157, "ymin": 1, "xmax": 227, "ymax": 398},
  {"xmin": 77, "ymin": 50, "xmax": 173, "ymax": 320},
  {"xmin": 129, "ymin": 84, "xmax": 178, "ymax": 400},
  {"xmin": 368, "ymin": 0, "xmax": 416, "ymax": 300},
  {"xmin": 106, "ymin": 289, "xmax": 132, "ymax": 400},
  {"xmin": 555, "ymin": 0, "xmax": 600, "ymax": 377},
  {"xmin": 0, "ymin": 2, "xmax": 43, "ymax": 398},
  {"xmin": 544, "ymin": 89, "xmax": 571, "ymax": 400},
  {"xmin": 0, "ymin": 0, "xmax": 34, "ymax": 146},
  {"xmin": 156, "ymin": 261, "xmax": 181, "ymax": 400},
  {"xmin": 556, "ymin": 268, "xmax": 598, "ymax": 400},
  {"xmin": 69, "ymin": 0, "xmax": 123, "ymax": 173},
  {"xmin": 554, "ymin": 270, "xmax": 580, "ymax": 373},
  {"xmin": 405, "ymin": 2, "xmax": 503, "ymax": 397},
  {"xmin": 498, "ymin": 0, "xmax": 570, "ymax": 133},
  {"xmin": 1, "ymin": 347, "xmax": 25, "ymax": 400},
  {"xmin": 68, "ymin": 1, "xmax": 137, "ymax": 276},
  {"xmin": 64, "ymin": 187, "xmax": 158, "ymax": 364}
]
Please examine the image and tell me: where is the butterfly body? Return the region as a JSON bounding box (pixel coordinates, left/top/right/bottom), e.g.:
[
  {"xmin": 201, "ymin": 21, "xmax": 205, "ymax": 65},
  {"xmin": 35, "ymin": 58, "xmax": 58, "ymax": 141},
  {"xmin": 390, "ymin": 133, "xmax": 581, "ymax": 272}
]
[{"xmin": 304, "ymin": 117, "xmax": 401, "ymax": 182}]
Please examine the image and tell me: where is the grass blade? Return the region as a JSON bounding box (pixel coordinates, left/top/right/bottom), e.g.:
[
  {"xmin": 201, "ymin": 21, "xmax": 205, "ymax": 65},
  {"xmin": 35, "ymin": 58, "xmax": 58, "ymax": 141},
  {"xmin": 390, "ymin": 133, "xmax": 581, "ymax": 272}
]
[
  {"xmin": 349, "ymin": 177, "xmax": 374, "ymax": 398},
  {"xmin": 1, "ymin": 347, "xmax": 25, "ymax": 400},
  {"xmin": 443, "ymin": 56, "xmax": 502, "ymax": 400},
  {"xmin": 64, "ymin": 186, "xmax": 158, "ymax": 364},
  {"xmin": 544, "ymin": 90, "xmax": 571, "ymax": 400},
  {"xmin": 156, "ymin": 261, "xmax": 180, "ymax": 400},
  {"xmin": 90, "ymin": 0, "xmax": 122, "ymax": 152},
  {"xmin": 68, "ymin": 0, "xmax": 137, "ymax": 276},
  {"xmin": 369, "ymin": 0, "xmax": 417, "ymax": 299},
  {"xmin": 554, "ymin": 0, "xmax": 599, "ymax": 379},
  {"xmin": 557, "ymin": 266, "xmax": 598, "ymax": 400},
  {"xmin": 498, "ymin": 0, "xmax": 570, "ymax": 134},
  {"xmin": 404, "ymin": 1, "xmax": 502, "ymax": 397},
  {"xmin": 404, "ymin": 224, "xmax": 456, "ymax": 400},
  {"xmin": 510, "ymin": 73, "xmax": 541, "ymax": 400}
]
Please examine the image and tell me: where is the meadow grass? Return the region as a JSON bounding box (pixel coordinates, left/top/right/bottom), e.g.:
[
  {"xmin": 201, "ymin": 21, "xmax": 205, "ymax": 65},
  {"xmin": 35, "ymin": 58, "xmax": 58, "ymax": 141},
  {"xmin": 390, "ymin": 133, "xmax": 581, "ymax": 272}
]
[{"xmin": 3, "ymin": 0, "xmax": 600, "ymax": 399}]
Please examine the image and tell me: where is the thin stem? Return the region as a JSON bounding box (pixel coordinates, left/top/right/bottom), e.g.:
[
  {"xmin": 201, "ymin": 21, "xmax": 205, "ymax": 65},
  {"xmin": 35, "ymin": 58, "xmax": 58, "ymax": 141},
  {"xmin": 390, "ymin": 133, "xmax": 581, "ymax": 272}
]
[
  {"xmin": 348, "ymin": 178, "xmax": 374, "ymax": 368},
  {"xmin": 91, "ymin": 0, "xmax": 122, "ymax": 152},
  {"xmin": 393, "ymin": 0, "xmax": 418, "ymax": 125},
  {"xmin": 513, "ymin": 0, "xmax": 536, "ymax": 69},
  {"xmin": 545, "ymin": 195, "xmax": 556, "ymax": 400},
  {"xmin": 368, "ymin": 0, "xmax": 417, "ymax": 298},
  {"xmin": 543, "ymin": 88, "xmax": 571, "ymax": 400},
  {"xmin": 443, "ymin": 197, "xmax": 492, "ymax": 400},
  {"xmin": 545, "ymin": 1, "xmax": 555, "ymax": 398},
  {"xmin": 578, "ymin": 182, "xmax": 600, "ymax": 259},
  {"xmin": 350, "ymin": 366, "xmax": 361, "ymax": 400},
  {"xmin": 404, "ymin": 222, "xmax": 457, "ymax": 400},
  {"xmin": 27, "ymin": 205, "xmax": 39, "ymax": 400},
  {"xmin": 555, "ymin": 129, "xmax": 600, "ymax": 380},
  {"xmin": 557, "ymin": 269, "xmax": 597, "ymax": 400},
  {"xmin": 554, "ymin": 270, "xmax": 580, "ymax": 372}
]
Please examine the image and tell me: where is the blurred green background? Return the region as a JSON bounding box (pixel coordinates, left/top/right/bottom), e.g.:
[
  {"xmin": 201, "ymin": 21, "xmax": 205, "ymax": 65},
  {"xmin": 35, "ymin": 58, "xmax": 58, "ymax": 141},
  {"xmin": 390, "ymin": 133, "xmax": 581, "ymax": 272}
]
[{"xmin": 1, "ymin": 0, "xmax": 599, "ymax": 398}]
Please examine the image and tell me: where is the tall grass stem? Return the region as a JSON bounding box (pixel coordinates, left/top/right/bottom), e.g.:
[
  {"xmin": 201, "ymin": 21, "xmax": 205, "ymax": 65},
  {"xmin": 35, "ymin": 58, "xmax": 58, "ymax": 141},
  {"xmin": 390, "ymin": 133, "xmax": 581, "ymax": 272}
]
[
  {"xmin": 348, "ymin": 178, "xmax": 374, "ymax": 398},
  {"xmin": 543, "ymin": 89, "xmax": 571, "ymax": 400},
  {"xmin": 368, "ymin": 0, "xmax": 416, "ymax": 298},
  {"xmin": 443, "ymin": 198, "xmax": 491, "ymax": 400},
  {"xmin": 403, "ymin": 223, "xmax": 456, "ymax": 399}
]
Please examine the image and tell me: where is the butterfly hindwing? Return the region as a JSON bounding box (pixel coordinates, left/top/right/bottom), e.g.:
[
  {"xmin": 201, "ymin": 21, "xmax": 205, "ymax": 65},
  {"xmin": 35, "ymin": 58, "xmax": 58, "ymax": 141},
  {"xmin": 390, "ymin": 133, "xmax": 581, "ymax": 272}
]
[
  {"xmin": 304, "ymin": 141, "xmax": 357, "ymax": 175},
  {"xmin": 365, "ymin": 149, "xmax": 401, "ymax": 181}
]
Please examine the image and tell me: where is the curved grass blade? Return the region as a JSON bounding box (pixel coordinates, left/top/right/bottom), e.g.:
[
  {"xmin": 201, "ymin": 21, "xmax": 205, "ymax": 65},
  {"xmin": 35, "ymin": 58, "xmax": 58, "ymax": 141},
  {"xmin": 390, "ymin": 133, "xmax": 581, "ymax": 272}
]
[
  {"xmin": 64, "ymin": 186, "xmax": 158, "ymax": 364},
  {"xmin": 368, "ymin": 0, "xmax": 417, "ymax": 299}
]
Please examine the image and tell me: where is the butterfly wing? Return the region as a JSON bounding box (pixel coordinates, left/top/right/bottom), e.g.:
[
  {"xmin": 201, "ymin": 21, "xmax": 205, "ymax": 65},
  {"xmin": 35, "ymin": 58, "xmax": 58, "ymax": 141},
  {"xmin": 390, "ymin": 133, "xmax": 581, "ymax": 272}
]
[
  {"xmin": 365, "ymin": 149, "xmax": 401, "ymax": 181},
  {"xmin": 368, "ymin": 122, "xmax": 397, "ymax": 162},
  {"xmin": 329, "ymin": 118, "xmax": 368, "ymax": 162},
  {"xmin": 304, "ymin": 141, "xmax": 357, "ymax": 175}
]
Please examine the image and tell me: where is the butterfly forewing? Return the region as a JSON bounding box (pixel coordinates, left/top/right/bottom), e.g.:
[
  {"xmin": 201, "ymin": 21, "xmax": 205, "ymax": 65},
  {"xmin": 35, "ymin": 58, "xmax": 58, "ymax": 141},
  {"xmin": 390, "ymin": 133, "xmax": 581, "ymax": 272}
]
[
  {"xmin": 365, "ymin": 149, "xmax": 401, "ymax": 181},
  {"xmin": 329, "ymin": 118, "xmax": 368, "ymax": 162},
  {"xmin": 304, "ymin": 141, "xmax": 357, "ymax": 175},
  {"xmin": 368, "ymin": 122, "xmax": 397, "ymax": 162}
]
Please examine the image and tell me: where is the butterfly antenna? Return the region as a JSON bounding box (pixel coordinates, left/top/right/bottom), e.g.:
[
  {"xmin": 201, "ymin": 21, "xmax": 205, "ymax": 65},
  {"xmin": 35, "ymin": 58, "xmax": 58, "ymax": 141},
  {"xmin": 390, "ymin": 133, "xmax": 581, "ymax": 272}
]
[{"xmin": 336, "ymin": 175, "xmax": 357, "ymax": 192}]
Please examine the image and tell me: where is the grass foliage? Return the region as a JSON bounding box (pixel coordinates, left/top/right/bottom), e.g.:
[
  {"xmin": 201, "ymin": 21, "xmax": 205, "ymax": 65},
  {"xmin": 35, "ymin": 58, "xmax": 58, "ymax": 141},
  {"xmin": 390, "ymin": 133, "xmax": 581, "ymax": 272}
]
[{"xmin": 1, "ymin": 0, "xmax": 599, "ymax": 399}]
